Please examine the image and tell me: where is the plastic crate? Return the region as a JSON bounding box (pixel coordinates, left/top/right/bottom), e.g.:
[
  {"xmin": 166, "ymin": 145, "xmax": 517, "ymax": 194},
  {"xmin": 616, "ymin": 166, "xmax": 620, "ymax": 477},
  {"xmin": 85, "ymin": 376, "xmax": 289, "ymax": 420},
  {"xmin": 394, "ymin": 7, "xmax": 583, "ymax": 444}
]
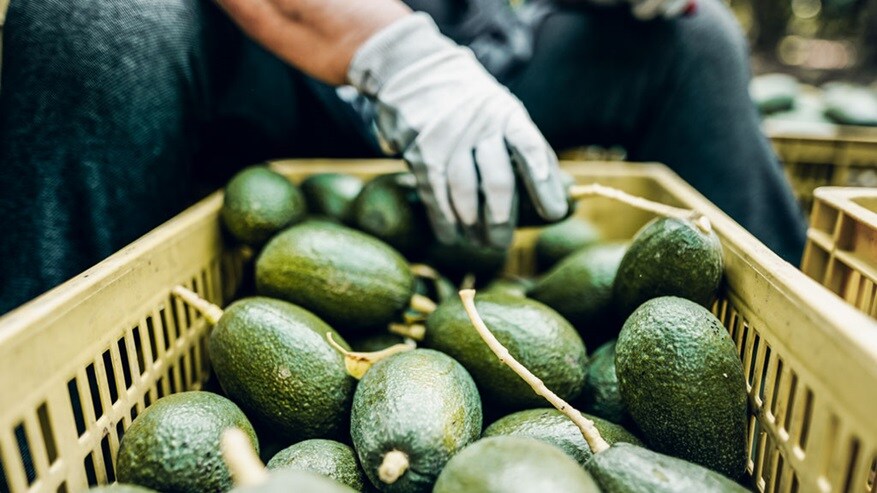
[
  {"xmin": 1, "ymin": 160, "xmax": 876, "ymax": 493},
  {"xmin": 802, "ymin": 187, "xmax": 877, "ymax": 321},
  {"xmin": 767, "ymin": 127, "xmax": 877, "ymax": 216}
]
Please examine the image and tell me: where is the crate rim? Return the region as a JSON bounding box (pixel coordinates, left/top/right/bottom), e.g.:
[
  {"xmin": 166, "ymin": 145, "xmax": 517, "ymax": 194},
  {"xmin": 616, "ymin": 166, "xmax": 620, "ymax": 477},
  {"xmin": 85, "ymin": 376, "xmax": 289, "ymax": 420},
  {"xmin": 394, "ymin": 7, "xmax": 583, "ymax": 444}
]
[{"xmin": 813, "ymin": 186, "xmax": 877, "ymax": 223}]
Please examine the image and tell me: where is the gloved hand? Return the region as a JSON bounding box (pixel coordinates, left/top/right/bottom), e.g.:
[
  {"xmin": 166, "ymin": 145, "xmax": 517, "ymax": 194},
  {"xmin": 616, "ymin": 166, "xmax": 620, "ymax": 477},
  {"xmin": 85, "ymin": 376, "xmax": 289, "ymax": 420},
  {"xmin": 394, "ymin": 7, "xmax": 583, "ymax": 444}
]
[
  {"xmin": 628, "ymin": 0, "xmax": 695, "ymax": 20},
  {"xmin": 347, "ymin": 13, "xmax": 568, "ymax": 248}
]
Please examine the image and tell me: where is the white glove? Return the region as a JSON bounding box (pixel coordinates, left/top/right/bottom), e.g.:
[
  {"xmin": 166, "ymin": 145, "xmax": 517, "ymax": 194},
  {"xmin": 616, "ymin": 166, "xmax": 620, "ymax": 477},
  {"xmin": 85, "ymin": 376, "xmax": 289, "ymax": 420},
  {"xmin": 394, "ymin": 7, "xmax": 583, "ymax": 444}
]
[
  {"xmin": 347, "ymin": 13, "xmax": 568, "ymax": 247},
  {"xmin": 629, "ymin": 0, "xmax": 692, "ymax": 20}
]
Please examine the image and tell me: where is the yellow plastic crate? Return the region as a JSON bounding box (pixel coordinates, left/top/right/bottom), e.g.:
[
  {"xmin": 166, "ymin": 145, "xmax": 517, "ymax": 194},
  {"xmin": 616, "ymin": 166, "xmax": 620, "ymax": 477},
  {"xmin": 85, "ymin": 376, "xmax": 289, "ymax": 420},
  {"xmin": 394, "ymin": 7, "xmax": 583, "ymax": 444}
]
[
  {"xmin": 802, "ymin": 187, "xmax": 877, "ymax": 321},
  {"xmin": 768, "ymin": 128, "xmax": 877, "ymax": 216},
  {"xmin": 1, "ymin": 160, "xmax": 876, "ymax": 493}
]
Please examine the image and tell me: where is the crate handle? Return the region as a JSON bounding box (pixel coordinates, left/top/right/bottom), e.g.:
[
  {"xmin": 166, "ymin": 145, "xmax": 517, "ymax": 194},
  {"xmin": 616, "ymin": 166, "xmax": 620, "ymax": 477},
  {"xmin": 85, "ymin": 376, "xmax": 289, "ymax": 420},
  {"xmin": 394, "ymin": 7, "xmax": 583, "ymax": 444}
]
[{"xmin": 459, "ymin": 288, "xmax": 610, "ymax": 454}]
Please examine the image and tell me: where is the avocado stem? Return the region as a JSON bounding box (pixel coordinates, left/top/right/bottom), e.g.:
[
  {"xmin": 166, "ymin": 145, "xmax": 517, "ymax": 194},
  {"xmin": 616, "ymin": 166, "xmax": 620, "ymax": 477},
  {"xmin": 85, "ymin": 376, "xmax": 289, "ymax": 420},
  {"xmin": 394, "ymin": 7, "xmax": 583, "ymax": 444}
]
[
  {"xmin": 403, "ymin": 311, "xmax": 427, "ymax": 325},
  {"xmin": 410, "ymin": 263, "xmax": 440, "ymax": 279},
  {"xmin": 389, "ymin": 323, "xmax": 426, "ymax": 341},
  {"xmin": 410, "ymin": 294, "xmax": 437, "ymax": 315},
  {"xmin": 326, "ymin": 332, "xmax": 416, "ymax": 379},
  {"xmin": 458, "ymin": 289, "xmax": 611, "ymax": 455},
  {"xmin": 171, "ymin": 286, "xmax": 224, "ymax": 325},
  {"xmin": 568, "ymin": 183, "xmax": 712, "ymax": 234},
  {"xmin": 220, "ymin": 428, "xmax": 269, "ymax": 487},
  {"xmin": 378, "ymin": 450, "xmax": 410, "ymax": 484}
]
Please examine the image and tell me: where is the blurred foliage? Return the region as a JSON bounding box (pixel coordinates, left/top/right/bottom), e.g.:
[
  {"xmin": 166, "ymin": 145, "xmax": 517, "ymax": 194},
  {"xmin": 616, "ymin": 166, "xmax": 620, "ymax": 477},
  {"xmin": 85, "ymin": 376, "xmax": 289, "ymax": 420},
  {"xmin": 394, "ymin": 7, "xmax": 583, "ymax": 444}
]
[{"xmin": 728, "ymin": 0, "xmax": 876, "ymax": 81}]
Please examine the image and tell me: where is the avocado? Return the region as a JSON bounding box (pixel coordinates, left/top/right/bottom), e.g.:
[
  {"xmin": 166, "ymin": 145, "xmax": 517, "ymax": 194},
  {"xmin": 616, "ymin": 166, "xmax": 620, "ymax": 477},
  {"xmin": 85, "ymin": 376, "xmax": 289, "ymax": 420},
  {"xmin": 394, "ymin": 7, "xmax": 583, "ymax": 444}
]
[
  {"xmin": 424, "ymin": 293, "xmax": 587, "ymax": 409},
  {"xmin": 612, "ymin": 216, "xmax": 723, "ymax": 318},
  {"xmin": 231, "ymin": 469, "xmax": 359, "ymax": 493},
  {"xmin": 208, "ymin": 297, "xmax": 355, "ymax": 442},
  {"xmin": 749, "ymin": 73, "xmax": 799, "ymax": 114},
  {"xmin": 222, "ymin": 166, "xmax": 307, "ymax": 246},
  {"xmin": 586, "ymin": 443, "xmax": 750, "ymax": 492},
  {"xmin": 300, "ymin": 173, "xmax": 364, "ymax": 222},
  {"xmin": 351, "ymin": 349, "xmax": 482, "ymax": 493},
  {"xmin": 425, "ymin": 241, "xmax": 508, "ymax": 282},
  {"xmin": 517, "ymin": 170, "xmax": 577, "ymax": 227},
  {"xmin": 267, "ymin": 439, "xmax": 366, "ymax": 491},
  {"xmin": 481, "ymin": 277, "xmax": 533, "ymax": 298},
  {"xmin": 528, "ymin": 242, "xmax": 628, "ymax": 347},
  {"xmin": 115, "ymin": 391, "xmax": 258, "ymax": 493},
  {"xmin": 433, "ymin": 436, "xmax": 600, "ymax": 493},
  {"xmin": 535, "ymin": 217, "xmax": 602, "ymax": 271},
  {"xmin": 413, "ymin": 273, "xmax": 456, "ymax": 304},
  {"xmin": 351, "ymin": 173, "xmax": 430, "ymax": 256},
  {"xmin": 350, "ymin": 333, "xmax": 406, "ymax": 352},
  {"xmin": 255, "ymin": 220, "xmax": 415, "ymax": 331},
  {"xmin": 579, "ymin": 340, "xmax": 629, "ymax": 425},
  {"xmin": 88, "ymin": 486, "xmax": 158, "ymax": 492},
  {"xmin": 823, "ymin": 82, "xmax": 877, "ymax": 126},
  {"xmin": 483, "ymin": 408, "xmax": 642, "ymax": 465},
  {"xmin": 615, "ymin": 297, "xmax": 748, "ymax": 478}
]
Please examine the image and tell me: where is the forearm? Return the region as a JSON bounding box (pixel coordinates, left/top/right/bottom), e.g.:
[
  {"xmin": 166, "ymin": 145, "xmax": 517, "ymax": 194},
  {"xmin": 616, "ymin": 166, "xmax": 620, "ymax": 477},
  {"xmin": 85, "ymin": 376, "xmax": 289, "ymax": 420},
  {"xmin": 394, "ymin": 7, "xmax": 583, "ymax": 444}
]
[{"xmin": 216, "ymin": 0, "xmax": 411, "ymax": 85}]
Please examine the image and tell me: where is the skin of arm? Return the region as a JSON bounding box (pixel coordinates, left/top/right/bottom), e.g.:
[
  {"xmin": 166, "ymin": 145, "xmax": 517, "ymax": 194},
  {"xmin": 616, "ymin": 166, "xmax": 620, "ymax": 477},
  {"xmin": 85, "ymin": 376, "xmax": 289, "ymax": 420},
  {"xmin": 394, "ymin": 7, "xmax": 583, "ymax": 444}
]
[{"xmin": 215, "ymin": 0, "xmax": 412, "ymax": 85}]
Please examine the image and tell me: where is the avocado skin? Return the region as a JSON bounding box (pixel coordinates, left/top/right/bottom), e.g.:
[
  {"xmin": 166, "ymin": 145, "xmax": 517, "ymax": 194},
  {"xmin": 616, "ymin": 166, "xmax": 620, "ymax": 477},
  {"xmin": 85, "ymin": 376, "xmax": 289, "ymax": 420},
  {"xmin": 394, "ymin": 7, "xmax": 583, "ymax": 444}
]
[
  {"xmin": 255, "ymin": 221, "xmax": 414, "ymax": 330},
  {"xmin": 424, "ymin": 294, "xmax": 587, "ymax": 408},
  {"xmin": 115, "ymin": 391, "xmax": 258, "ymax": 493},
  {"xmin": 481, "ymin": 277, "xmax": 533, "ymax": 298},
  {"xmin": 351, "ymin": 349, "xmax": 482, "ymax": 493},
  {"xmin": 208, "ymin": 297, "xmax": 355, "ymax": 442},
  {"xmin": 615, "ymin": 297, "xmax": 748, "ymax": 479},
  {"xmin": 425, "ymin": 241, "xmax": 508, "ymax": 282},
  {"xmin": 579, "ymin": 340, "xmax": 629, "ymax": 425},
  {"xmin": 535, "ymin": 217, "xmax": 601, "ymax": 271},
  {"xmin": 433, "ymin": 436, "xmax": 600, "ymax": 493},
  {"xmin": 267, "ymin": 439, "xmax": 366, "ymax": 492},
  {"xmin": 231, "ymin": 469, "xmax": 359, "ymax": 493},
  {"xmin": 483, "ymin": 408, "xmax": 642, "ymax": 465},
  {"xmin": 349, "ymin": 333, "xmax": 406, "ymax": 352},
  {"xmin": 351, "ymin": 173, "xmax": 430, "ymax": 256},
  {"xmin": 528, "ymin": 242, "xmax": 628, "ymax": 347},
  {"xmin": 300, "ymin": 173, "xmax": 364, "ymax": 223},
  {"xmin": 586, "ymin": 443, "xmax": 751, "ymax": 493},
  {"xmin": 612, "ymin": 217, "xmax": 723, "ymax": 318},
  {"xmin": 221, "ymin": 166, "xmax": 307, "ymax": 246}
]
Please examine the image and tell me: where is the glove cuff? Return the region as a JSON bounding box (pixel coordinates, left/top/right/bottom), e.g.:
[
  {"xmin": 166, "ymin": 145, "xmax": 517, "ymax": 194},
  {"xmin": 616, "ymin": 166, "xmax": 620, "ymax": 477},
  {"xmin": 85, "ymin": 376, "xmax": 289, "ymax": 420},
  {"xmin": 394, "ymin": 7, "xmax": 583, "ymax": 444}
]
[{"xmin": 347, "ymin": 12, "xmax": 457, "ymax": 96}]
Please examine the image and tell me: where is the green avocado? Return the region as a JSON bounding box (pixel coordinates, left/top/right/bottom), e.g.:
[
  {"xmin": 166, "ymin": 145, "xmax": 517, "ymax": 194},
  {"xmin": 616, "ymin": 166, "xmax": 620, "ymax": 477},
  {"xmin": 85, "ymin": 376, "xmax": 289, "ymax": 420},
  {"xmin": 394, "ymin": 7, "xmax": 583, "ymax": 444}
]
[
  {"xmin": 231, "ymin": 469, "xmax": 359, "ymax": 493},
  {"xmin": 424, "ymin": 293, "xmax": 587, "ymax": 409},
  {"xmin": 351, "ymin": 173, "xmax": 430, "ymax": 256},
  {"xmin": 115, "ymin": 391, "xmax": 258, "ymax": 493},
  {"xmin": 425, "ymin": 241, "xmax": 508, "ymax": 282},
  {"xmin": 221, "ymin": 166, "xmax": 307, "ymax": 246},
  {"xmin": 615, "ymin": 297, "xmax": 748, "ymax": 479},
  {"xmin": 749, "ymin": 73, "xmax": 799, "ymax": 114},
  {"xmin": 255, "ymin": 220, "xmax": 415, "ymax": 331},
  {"xmin": 300, "ymin": 173, "xmax": 364, "ymax": 222},
  {"xmin": 267, "ymin": 439, "xmax": 366, "ymax": 492},
  {"xmin": 534, "ymin": 217, "xmax": 602, "ymax": 271},
  {"xmin": 351, "ymin": 349, "xmax": 482, "ymax": 493},
  {"xmin": 579, "ymin": 340, "xmax": 629, "ymax": 425},
  {"xmin": 528, "ymin": 242, "xmax": 628, "ymax": 347},
  {"xmin": 586, "ymin": 443, "xmax": 750, "ymax": 492},
  {"xmin": 517, "ymin": 170, "xmax": 578, "ymax": 227},
  {"xmin": 612, "ymin": 216, "xmax": 723, "ymax": 318},
  {"xmin": 433, "ymin": 436, "xmax": 600, "ymax": 493},
  {"xmin": 481, "ymin": 277, "xmax": 533, "ymax": 298},
  {"xmin": 208, "ymin": 297, "xmax": 355, "ymax": 442},
  {"xmin": 482, "ymin": 408, "xmax": 642, "ymax": 465},
  {"xmin": 349, "ymin": 333, "xmax": 406, "ymax": 352}
]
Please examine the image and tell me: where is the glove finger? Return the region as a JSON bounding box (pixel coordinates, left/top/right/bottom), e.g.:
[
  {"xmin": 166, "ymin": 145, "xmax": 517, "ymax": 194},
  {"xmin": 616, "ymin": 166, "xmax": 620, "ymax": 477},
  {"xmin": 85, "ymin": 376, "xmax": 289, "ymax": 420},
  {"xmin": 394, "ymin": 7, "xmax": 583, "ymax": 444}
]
[
  {"xmin": 404, "ymin": 147, "xmax": 459, "ymax": 245},
  {"xmin": 475, "ymin": 134, "xmax": 516, "ymax": 248},
  {"xmin": 505, "ymin": 116, "xmax": 568, "ymax": 222},
  {"xmin": 661, "ymin": 0, "xmax": 690, "ymax": 18},
  {"xmin": 632, "ymin": 0, "xmax": 664, "ymax": 20},
  {"xmin": 447, "ymin": 147, "xmax": 480, "ymax": 228}
]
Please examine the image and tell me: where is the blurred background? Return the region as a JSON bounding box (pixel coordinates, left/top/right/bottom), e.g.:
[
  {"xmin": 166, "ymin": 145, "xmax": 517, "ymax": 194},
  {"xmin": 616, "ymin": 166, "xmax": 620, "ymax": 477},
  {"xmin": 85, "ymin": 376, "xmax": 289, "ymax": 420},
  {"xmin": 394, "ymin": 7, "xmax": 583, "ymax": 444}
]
[{"xmin": 732, "ymin": 0, "xmax": 876, "ymax": 83}]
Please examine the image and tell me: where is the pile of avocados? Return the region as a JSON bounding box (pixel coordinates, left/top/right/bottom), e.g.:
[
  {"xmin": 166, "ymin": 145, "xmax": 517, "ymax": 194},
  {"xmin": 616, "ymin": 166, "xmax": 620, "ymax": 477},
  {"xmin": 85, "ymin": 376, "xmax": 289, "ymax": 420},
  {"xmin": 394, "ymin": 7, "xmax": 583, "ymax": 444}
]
[{"xmin": 101, "ymin": 165, "xmax": 753, "ymax": 493}]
